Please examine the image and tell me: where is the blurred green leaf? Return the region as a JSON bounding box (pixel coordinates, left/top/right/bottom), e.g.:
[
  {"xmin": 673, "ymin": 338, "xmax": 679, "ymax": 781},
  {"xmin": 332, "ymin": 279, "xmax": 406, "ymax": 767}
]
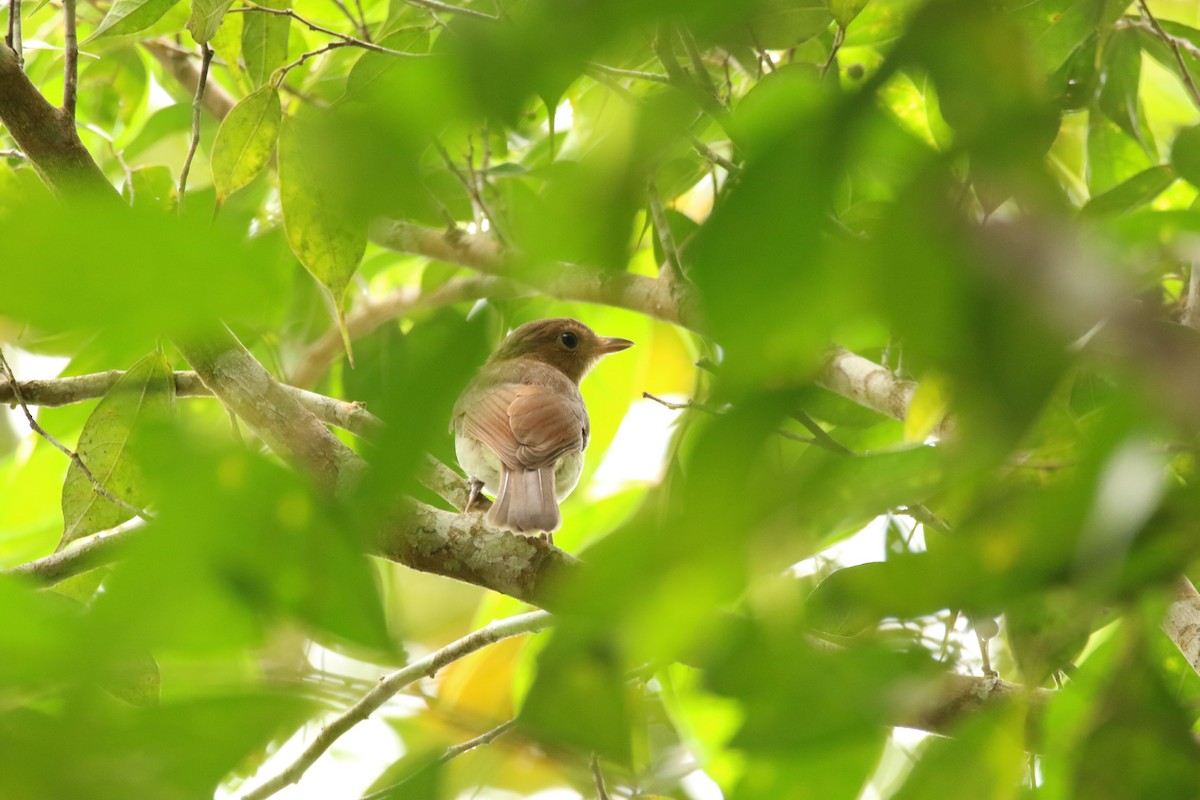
[
  {"xmin": 744, "ymin": 0, "xmax": 832, "ymax": 49},
  {"xmin": 60, "ymin": 350, "xmax": 174, "ymax": 548},
  {"xmin": 122, "ymin": 165, "xmax": 178, "ymax": 211},
  {"xmin": 278, "ymin": 113, "xmax": 366, "ymax": 319},
  {"xmin": 0, "ymin": 194, "xmax": 289, "ymax": 342},
  {"xmin": 211, "ymin": 86, "xmax": 281, "ymax": 203},
  {"xmin": 92, "ymin": 432, "xmax": 394, "ymax": 653},
  {"xmin": 1098, "ymin": 27, "xmax": 1156, "ymax": 159},
  {"xmin": 520, "ymin": 628, "xmax": 634, "ymax": 763},
  {"xmin": 890, "ymin": 706, "xmax": 1026, "ymax": 800},
  {"xmin": 1081, "ymin": 165, "xmax": 1176, "ymax": 219},
  {"xmin": 1071, "ymin": 628, "xmax": 1200, "ymax": 799},
  {"xmin": 354, "ymin": 310, "xmax": 489, "ymax": 514},
  {"xmin": 1170, "ymin": 124, "xmax": 1200, "ymax": 188},
  {"xmin": 0, "ymin": 692, "xmax": 311, "ymax": 800},
  {"xmin": 1009, "ymin": 0, "xmax": 1115, "ymax": 74},
  {"xmin": 1088, "ymin": 110, "xmax": 1153, "ymax": 195}
]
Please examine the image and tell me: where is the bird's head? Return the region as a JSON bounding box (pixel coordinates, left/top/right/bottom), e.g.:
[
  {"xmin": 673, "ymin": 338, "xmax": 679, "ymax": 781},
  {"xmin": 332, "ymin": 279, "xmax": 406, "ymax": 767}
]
[{"xmin": 490, "ymin": 318, "xmax": 634, "ymax": 383}]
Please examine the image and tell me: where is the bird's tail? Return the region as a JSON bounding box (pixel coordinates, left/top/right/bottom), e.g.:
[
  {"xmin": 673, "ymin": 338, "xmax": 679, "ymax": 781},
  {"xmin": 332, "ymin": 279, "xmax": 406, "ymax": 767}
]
[{"xmin": 488, "ymin": 466, "xmax": 561, "ymax": 533}]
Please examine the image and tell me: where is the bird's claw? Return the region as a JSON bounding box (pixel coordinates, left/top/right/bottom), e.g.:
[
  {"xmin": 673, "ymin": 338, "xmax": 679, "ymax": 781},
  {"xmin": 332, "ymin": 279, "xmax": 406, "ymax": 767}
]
[{"xmin": 465, "ymin": 479, "xmax": 485, "ymax": 512}]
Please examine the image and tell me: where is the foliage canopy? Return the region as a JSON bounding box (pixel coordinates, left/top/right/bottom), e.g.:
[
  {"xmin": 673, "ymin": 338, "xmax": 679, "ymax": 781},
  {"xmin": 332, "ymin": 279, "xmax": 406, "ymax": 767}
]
[{"xmin": 4, "ymin": 0, "xmax": 1200, "ymax": 798}]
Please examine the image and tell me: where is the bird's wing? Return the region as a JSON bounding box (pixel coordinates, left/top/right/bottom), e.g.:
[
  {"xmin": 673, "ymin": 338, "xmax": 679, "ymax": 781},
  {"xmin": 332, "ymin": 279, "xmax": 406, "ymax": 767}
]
[{"xmin": 461, "ymin": 383, "xmax": 586, "ymax": 470}]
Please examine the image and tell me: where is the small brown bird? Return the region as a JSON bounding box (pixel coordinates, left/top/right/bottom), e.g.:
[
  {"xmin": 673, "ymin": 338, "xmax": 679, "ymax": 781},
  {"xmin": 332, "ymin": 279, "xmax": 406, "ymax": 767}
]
[{"xmin": 452, "ymin": 318, "xmax": 633, "ymax": 534}]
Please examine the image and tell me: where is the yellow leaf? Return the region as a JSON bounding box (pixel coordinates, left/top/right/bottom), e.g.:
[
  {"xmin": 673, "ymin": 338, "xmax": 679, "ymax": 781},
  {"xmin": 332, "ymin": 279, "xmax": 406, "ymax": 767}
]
[{"xmin": 904, "ymin": 372, "xmax": 949, "ymax": 442}]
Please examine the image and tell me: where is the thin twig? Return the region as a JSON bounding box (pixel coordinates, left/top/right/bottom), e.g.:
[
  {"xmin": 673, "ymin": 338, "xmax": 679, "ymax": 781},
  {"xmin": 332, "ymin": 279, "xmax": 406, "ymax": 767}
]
[
  {"xmin": 62, "ymin": 0, "xmax": 77, "ymax": 117},
  {"xmin": 591, "ymin": 753, "xmax": 611, "ymax": 800},
  {"xmin": 642, "ymin": 390, "xmax": 708, "ymax": 412},
  {"xmin": 433, "ymin": 137, "xmax": 506, "ymax": 245},
  {"xmin": 0, "ymin": 148, "xmax": 25, "ymax": 159},
  {"xmin": 790, "ymin": 410, "xmax": 855, "ymax": 456},
  {"xmin": 585, "ymin": 61, "xmax": 671, "ymax": 84},
  {"xmin": 821, "ymin": 24, "xmax": 845, "ymax": 77},
  {"xmin": 234, "ymin": 2, "xmax": 424, "ymax": 56},
  {"xmin": 677, "ymin": 22, "xmax": 721, "ymax": 106},
  {"xmin": 351, "ymin": 0, "xmax": 369, "ymax": 39},
  {"xmin": 327, "ymin": 0, "xmax": 368, "ymax": 40},
  {"xmin": 6, "ymin": 0, "xmax": 22, "ymax": 67},
  {"xmin": 359, "ymin": 719, "xmax": 518, "ymax": 800},
  {"xmin": 272, "ymin": 40, "xmax": 348, "ymax": 84},
  {"xmin": 1137, "ymin": 0, "xmax": 1200, "ymax": 110},
  {"xmin": 239, "ymin": 612, "xmax": 553, "ymax": 800},
  {"xmin": 688, "ymin": 135, "xmax": 739, "ymax": 174},
  {"xmin": 646, "ymin": 178, "xmax": 684, "ymax": 283},
  {"xmin": 0, "ymin": 348, "xmax": 152, "ymax": 522},
  {"xmin": 178, "ymin": 43, "xmax": 213, "ymax": 200},
  {"xmin": 402, "ymin": 0, "xmax": 498, "ymax": 21}
]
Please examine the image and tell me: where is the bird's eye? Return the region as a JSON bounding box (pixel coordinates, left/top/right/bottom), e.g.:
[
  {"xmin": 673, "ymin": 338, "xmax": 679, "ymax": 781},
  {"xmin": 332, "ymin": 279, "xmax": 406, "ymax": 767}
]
[{"xmin": 560, "ymin": 331, "xmax": 579, "ymax": 349}]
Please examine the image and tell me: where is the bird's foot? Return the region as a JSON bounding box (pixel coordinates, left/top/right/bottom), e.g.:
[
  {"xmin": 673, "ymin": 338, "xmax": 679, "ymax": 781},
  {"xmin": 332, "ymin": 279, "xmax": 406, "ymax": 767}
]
[
  {"xmin": 536, "ymin": 532, "xmax": 555, "ymax": 547},
  {"xmin": 465, "ymin": 479, "xmax": 485, "ymax": 512}
]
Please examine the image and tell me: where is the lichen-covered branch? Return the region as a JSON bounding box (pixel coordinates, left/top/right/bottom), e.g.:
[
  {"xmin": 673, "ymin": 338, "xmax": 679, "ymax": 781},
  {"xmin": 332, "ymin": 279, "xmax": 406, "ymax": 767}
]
[
  {"xmin": 378, "ymin": 500, "xmax": 581, "ymax": 607},
  {"xmin": 1164, "ymin": 577, "xmax": 1200, "ymax": 676},
  {"xmin": 175, "ymin": 329, "xmax": 366, "ymax": 493}
]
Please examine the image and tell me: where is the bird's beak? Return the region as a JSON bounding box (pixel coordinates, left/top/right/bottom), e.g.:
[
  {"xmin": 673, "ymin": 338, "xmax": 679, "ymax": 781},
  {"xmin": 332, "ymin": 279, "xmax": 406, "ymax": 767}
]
[{"xmin": 597, "ymin": 336, "xmax": 634, "ymax": 354}]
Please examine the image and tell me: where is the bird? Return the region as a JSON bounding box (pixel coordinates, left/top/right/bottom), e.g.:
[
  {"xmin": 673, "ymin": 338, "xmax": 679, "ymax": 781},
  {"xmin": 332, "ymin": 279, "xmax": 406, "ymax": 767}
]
[{"xmin": 451, "ymin": 318, "xmax": 633, "ymax": 536}]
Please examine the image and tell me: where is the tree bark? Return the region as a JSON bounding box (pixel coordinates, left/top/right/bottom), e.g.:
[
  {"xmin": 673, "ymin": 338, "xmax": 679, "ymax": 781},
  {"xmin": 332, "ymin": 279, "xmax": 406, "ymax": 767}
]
[{"xmin": 0, "ymin": 42, "xmax": 114, "ymax": 197}]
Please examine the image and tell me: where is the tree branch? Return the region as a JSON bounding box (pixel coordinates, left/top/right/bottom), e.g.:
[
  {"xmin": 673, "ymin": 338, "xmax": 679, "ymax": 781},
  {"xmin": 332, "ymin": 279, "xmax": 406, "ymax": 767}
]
[
  {"xmin": 4, "ymin": 520, "xmax": 148, "ymax": 582},
  {"xmin": 144, "ymin": 40, "xmax": 237, "ymax": 119},
  {"xmin": 175, "ymin": 328, "xmax": 367, "ymax": 493},
  {"xmin": 368, "ymin": 220, "xmax": 703, "ymax": 331},
  {"xmin": 289, "ymin": 275, "xmax": 523, "ymax": 388},
  {"xmin": 0, "ymin": 41, "xmax": 114, "ymax": 196},
  {"xmin": 239, "ymin": 611, "xmax": 553, "ymax": 800}
]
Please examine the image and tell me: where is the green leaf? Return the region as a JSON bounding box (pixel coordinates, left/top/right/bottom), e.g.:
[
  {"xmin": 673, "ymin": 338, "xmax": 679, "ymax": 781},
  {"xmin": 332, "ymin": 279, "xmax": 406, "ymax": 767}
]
[
  {"xmin": 186, "ymin": 0, "xmax": 233, "ymax": 43},
  {"xmin": 1070, "ymin": 630, "xmax": 1200, "ymax": 799},
  {"xmin": 242, "ymin": 0, "xmax": 291, "ymax": 87},
  {"xmin": 827, "ymin": 0, "xmax": 869, "ymax": 28},
  {"xmin": 1081, "ymin": 165, "xmax": 1176, "ymax": 219},
  {"xmin": 1098, "ymin": 27, "xmax": 1156, "ymax": 158},
  {"xmin": 210, "ymin": 9, "xmax": 244, "ymax": 78},
  {"xmin": 1170, "ymin": 124, "xmax": 1200, "ymax": 187},
  {"xmin": 59, "ymin": 351, "xmax": 175, "ymax": 548},
  {"xmin": 211, "ymin": 86, "xmax": 281, "ymax": 203},
  {"xmin": 85, "ymin": 0, "xmax": 184, "ymax": 41},
  {"xmin": 746, "ymin": 0, "xmax": 832, "ymax": 49},
  {"xmin": 1008, "ymin": 0, "xmax": 1113, "ymax": 74},
  {"xmin": 278, "ymin": 114, "xmax": 366, "ymax": 349},
  {"xmin": 1087, "ymin": 111, "xmax": 1153, "ymax": 195},
  {"xmin": 891, "ymin": 707, "xmax": 1027, "ymax": 800}
]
